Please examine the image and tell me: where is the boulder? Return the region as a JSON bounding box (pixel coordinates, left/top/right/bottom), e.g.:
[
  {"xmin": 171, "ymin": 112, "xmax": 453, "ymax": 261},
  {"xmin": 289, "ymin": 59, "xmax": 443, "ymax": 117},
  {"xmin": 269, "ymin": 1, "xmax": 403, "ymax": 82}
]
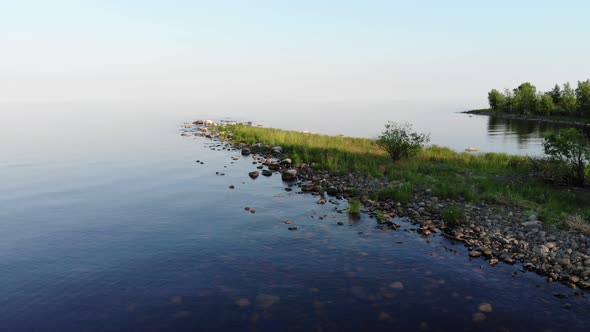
[
  {"xmin": 268, "ymin": 163, "xmax": 281, "ymax": 171},
  {"xmin": 205, "ymin": 120, "xmax": 214, "ymax": 126},
  {"xmin": 280, "ymin": 158, "xmax": 292, "ymax": 166},
  {"xmin": 281, "ymin": 169, "xmax": 298, "ymax": 182},
  {"xmin": 326, "ymin": 186, "xmax": 339, "ymax": 196},
  {"xmin": 301, "ymin": 182, "xmax": 315, "ymax": 192},
  {"xmin": 249, "ymin": 171, "xmax": 260, "ymax": 179},
  {"xmin": 193, "ymin": 120, "xmax": 204, "ymax": 125},
  {"xmin": 262, "ymin": 170, "xmax": 272, "ymax": 177}
]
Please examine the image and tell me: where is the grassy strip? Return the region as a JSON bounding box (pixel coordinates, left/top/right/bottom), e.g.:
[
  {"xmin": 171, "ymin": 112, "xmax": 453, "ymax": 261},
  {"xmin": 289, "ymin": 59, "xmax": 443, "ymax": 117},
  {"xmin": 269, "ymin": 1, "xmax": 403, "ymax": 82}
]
[{"xmin": 221, "ymin": 124, "xmax": 590, "ymax": 225}]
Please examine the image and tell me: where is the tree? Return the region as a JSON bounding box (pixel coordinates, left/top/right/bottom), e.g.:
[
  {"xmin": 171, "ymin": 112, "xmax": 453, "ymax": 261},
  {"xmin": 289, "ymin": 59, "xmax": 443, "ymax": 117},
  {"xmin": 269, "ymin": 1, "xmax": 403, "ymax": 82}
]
[
  {"xmin": 503, "ymin": 89, "xmax": 514, "ymax": 113},
  {"xmin": 488, "ymin": 89, "xmax": 506, "ymax": 111},
  {"xmin": 377, "ymin": 122, "xmax": 430, "ymax": 162},
  {"xmin": 548, "ymin": 84, "xmax": 562, "ymax": 105},
  {"xmin": 544, "ymin": 128, "xmax": 590, "ymax": 186},
  {"xmin": 513, "ymin": 82, "xmax": 538, "ymax": 114},
  {"xmin": 538, "ymin": 94, "xmax": 556, "ymax": 115},
  {"xmin": 560, "ymin": 82, "xmax": 577, "ymax": 115},
  {"xmin": 575, "ymin": 80, "xmax": 590, "ymax": 116}
]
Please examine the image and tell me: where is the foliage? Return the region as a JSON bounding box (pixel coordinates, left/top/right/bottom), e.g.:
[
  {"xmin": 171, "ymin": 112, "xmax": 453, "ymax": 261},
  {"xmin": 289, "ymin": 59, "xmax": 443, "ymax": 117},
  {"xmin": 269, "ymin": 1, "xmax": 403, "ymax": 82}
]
[
  {"xmin": 376, "ymin": 122, "xmax": 430, "ymax": 162},
  {"xmin": 442, "ymin": 205, "xmax": 465, "ymax": 229},
  {"xmin": 548, "ymin": 84, "xmax": 562, "ymax": 105},
  {"xmin": 538, "ymin": 94, "xmax": 556, "ymax": 115},
  {"xmin": 543, "ymin": 128, "xmax": 590, "ymax": 186},
  {"xmin": 374, "ymin": 183, "xmax": 414, "ymax": 203},
  {"xmin": 575, "ymin": 80, "xmax": 590, "ymax": 116},
  {"xmin": 513, "ymin": 82, "xmax": 538, "ymax": 114},
  {"xmin": 488, "ymin": 89, "xmax": 505, "ymax": 111},
  {"xmin": 486, "ymin": 79, "xmax": 590, "ymax": 118},
  {"xmin": 347, "ymin": 199, "xmax": 362, "ymax": 215}
]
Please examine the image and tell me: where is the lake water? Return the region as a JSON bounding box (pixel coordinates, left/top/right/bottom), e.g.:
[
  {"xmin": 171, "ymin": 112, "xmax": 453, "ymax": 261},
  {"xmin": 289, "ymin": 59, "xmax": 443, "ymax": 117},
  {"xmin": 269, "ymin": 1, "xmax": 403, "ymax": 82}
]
[{"xmin": 1, "ymin": 101, "xmax": 589, "ymax": 331}]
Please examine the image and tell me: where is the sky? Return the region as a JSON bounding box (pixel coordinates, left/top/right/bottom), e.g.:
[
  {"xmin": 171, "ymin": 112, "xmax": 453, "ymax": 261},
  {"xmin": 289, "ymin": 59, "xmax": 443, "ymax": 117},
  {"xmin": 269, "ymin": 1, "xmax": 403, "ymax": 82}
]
[{"xmin": 1, "ymin": 0, "xmax": 589, "ymax": 102}]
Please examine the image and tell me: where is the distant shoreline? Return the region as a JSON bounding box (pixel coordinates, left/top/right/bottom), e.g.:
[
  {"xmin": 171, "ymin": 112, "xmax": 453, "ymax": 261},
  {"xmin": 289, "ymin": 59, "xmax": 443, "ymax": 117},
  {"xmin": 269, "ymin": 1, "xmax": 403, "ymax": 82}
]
[{"xmin": 464, "ymin": 109, "xmax": 590, "ymax": 127}]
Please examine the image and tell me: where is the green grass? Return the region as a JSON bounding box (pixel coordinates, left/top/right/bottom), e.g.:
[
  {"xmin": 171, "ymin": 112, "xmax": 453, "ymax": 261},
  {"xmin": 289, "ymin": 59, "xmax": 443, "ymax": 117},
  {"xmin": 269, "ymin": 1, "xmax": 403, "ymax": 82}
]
[
  {"xmin": 347, "ymin": 199, "xmax": 362, "ymax": 215},
  {"xmin": 219, "ymin": 124, "xmax": 590, "ymax": 225},
  {"xmin": 374, "ymin": 182, "xmax": 414, "ymax": 203},
  {"xmin": 442, "ymin": 205, "xmax": 466, "ymax": 229}
]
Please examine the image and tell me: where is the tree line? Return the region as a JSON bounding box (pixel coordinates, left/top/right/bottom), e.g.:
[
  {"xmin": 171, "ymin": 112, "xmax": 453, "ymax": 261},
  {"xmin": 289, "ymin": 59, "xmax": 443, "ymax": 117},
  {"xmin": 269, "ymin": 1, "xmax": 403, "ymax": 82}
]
[{"xmin": 488, "ymin": 80, "xmax": 590, "ymax": 117}]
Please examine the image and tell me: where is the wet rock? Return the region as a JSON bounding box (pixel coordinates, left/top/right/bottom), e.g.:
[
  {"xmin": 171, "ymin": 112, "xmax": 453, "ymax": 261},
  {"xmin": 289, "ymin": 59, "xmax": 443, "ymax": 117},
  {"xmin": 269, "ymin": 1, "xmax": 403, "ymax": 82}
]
[
  {"xmin": 281, "ymin": 169, "xmax": 298, "ymax": 182},
  {"xmin": 284, "ymin": 220, "xmax": 292, "ymax": 224},
  {"xmin": 301, "ymin": 182, "xmax": 315, "ymax": 192},
  {"xmin": 469, "ymin": 251, "xmax": 482, "ymax": 258},
  {"xmin": 472, "ymin": 312, "xmax": 486, "ymax": 323},
  {"xmin": 280, "ymin": 158, "xmax": 292, "ymax": 166},
  {"xmin": 478, "ymin": 303, "xmax": 493, "ymax": 313},
  {"xmin": 235, "ymin": 298, "xmax": 251, "ymax": 308},
  {"xmin": 317, "ymin": 198, "xmax": 327, "ymax": 204},
  {"xmin": 262, "ymin": 170, "xmax": 273, "ymax": 177},
  {"xmin": 326, "ymin": 186, "xmax": 339, "ymax": 196},
  {"xmin": 241, "ymin": 148, "xmax": 251, "ymax": 156},
  {"xmin": 337, "ymin": 221, "xmax": 344, "ymax": 226},
  {"xmin": 256, "ymin": 294, "xmax": 280, "ymax": 309},
  {"xmin": 288, "ymin": 226, "xmax": 298, "ymax": 231},
  {"xmin": 229, "ymin": 185, "xmax": 235, "ymax": 189},
  {"xmin": 268, "ymin": 163, "xmax": 281, "ymax": 171},
  {"xmin": 378, "ymin": 312, "xmax": 392, "ymax": 321},
  {"xmin": 249, "ymin": 171, "xmax": 260, "ymax": 179},
  {"xmin": 389, "ymin": 281, "xmax": 404, "ymax": 290}
]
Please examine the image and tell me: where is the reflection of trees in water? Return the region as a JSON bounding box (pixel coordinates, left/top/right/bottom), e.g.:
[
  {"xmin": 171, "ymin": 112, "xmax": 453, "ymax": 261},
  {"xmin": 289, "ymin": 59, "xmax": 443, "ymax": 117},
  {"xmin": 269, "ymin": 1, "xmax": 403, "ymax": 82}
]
[{"xmin": 487, "ymin": 116, "xmax": 590, "ymax": 146}]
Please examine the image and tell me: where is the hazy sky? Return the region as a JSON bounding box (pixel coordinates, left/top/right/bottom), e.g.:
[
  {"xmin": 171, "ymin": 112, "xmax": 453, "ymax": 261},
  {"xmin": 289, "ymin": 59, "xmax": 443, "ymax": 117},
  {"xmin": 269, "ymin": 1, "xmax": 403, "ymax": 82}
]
[{"xmin": 1, "ymin": 0, "xmax": 589, "ymax": 102}]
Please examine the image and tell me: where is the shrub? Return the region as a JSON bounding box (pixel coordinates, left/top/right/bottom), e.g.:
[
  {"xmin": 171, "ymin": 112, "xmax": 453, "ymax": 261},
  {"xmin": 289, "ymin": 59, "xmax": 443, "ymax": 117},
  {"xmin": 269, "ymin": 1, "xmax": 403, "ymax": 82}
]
[
  {"xmin": 543, "ymin": 128, "xmax": 590, "ymax": 186},
  {"xmin": 442, "ymin": 205, "xmax": 465, "ymax": 229},
  {"xmin": 377, "ymin": 122, "xmax": 430, "ymax": 162}
]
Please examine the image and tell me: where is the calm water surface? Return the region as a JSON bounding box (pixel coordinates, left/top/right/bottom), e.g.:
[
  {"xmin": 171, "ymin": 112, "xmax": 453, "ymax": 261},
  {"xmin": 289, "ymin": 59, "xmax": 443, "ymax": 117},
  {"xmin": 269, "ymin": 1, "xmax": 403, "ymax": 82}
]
[{"xmin": 1, "ymin": 101, "xmax": 589, "ymax": 331}]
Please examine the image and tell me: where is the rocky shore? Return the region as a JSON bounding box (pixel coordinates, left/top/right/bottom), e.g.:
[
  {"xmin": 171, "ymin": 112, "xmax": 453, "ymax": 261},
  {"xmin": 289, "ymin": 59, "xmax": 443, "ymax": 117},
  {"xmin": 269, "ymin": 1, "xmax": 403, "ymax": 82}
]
[{"xmin": 182, "ymin": 120, "xmax": 590, "ymax": 291}]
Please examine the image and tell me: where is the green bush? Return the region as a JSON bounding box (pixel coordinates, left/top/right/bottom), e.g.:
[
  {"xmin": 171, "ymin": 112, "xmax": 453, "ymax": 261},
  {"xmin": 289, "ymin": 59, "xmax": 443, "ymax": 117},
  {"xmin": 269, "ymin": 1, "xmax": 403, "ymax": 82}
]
[
  {"xmin": 377, "ymin": 122, "xmax": 430, "ymax": 162},
  {"xmin": 543, "ymin": 128, "xmax": 590, "ymax": 186}
]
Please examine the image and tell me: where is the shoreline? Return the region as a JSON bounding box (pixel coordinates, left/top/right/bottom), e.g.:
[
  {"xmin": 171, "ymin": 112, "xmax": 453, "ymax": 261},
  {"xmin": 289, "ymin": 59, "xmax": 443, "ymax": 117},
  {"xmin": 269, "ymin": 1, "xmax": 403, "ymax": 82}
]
[
  {"xmin": 464, "ymin": 109, "xmax": 590, "ymax": 127},
  {"xmin": 182, "ymin": 120, "xmax": 590, "ymax": 291}
]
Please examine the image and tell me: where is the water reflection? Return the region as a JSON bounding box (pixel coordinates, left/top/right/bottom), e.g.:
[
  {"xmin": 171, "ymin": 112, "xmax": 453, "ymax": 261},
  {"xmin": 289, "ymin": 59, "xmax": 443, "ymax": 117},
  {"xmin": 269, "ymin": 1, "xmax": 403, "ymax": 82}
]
[{"xmin": 486, "ymin": 116, "xmax": 590, "ymax": 155}]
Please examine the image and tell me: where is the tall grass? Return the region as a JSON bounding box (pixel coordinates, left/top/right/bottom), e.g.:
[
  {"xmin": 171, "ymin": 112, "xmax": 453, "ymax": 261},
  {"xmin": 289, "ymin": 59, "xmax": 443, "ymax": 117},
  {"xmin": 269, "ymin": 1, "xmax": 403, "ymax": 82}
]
[
  {"xmin": 221, "ymin": 124, "xmax": 590, "ymax": 224},
  {"xmin": 347, "ymin": 200, "xmax": 362, "ymax": 215}
]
